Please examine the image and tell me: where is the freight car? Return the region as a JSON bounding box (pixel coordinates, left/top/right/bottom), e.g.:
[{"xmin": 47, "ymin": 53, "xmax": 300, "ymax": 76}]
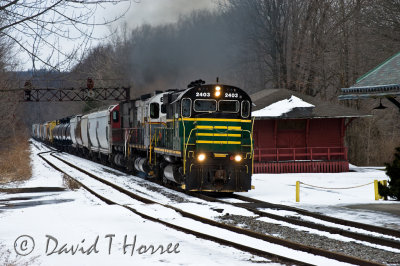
[
  {"xmin": 32, "ymin": 82, "xmax": 254, "ymax": 192},
  {"xmin": 52, "ymin": 117, "xmax": 72, "ymax": 149}
]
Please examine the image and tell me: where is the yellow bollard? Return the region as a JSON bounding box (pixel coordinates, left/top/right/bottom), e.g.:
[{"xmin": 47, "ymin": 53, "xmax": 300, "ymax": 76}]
[
  {"xmin": 375, "ymin": 180, "xmax": 388, "ymax": 200},
  {"xmin": 296, "ymin": 181, "xmax": 300, "ymax": 202},
  {"xmin": 380, "ymin": 180, "xmax": 388, "ymax": 200},
  {"xmin": 374, "ymin": 180, "xmax": 379, "ymax": 200}
]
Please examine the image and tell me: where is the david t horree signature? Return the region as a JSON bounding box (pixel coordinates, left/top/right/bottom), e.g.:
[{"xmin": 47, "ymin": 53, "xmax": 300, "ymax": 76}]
[{"xmin": 15, "ymin": 234, "xmax": 181, "ymax": 256}]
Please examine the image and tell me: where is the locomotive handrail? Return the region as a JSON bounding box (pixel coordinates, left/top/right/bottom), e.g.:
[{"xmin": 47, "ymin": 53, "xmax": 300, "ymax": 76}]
[
  {"xmin": 124, "ymin": 129, "xmax": 130, "ymax": 157},
  {"xmin": 184, "ymin": 127, "xmax": 198, "ymax": 157},
  {"xmin": 251, "ymin": 117, "xmax": 255, "ymax": 174},
  {"xmin": 182, "ymin": 117, "xmax": 187, "ymax": 175},
  {"xmin": 184, "ymin": 127, "xmax": 197, "ymax": 174},
  {"xmin": 242, "ymin": 129, "xmax": 253, "ymax": 153},
  {"xmin": 149, "ymin": 131, "xmax": 158, "ymax": 165},
  {"xmin": 148, "ymin": 121, "xmax": 168, "ymax": 166}
]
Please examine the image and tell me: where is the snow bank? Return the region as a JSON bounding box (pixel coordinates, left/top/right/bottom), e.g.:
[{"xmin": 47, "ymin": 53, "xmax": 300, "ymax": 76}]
[{"xmin": 252, "ymin": 95, "xmax": 314, "ymax": 117}]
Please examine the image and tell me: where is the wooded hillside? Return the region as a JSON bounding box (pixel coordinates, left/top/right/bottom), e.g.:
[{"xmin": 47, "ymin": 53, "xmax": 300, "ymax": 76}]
[
  {"xmin": 70, "ymin": 0, "xmax": 400, "ymax": 165},
  {"xmin": 2, "ymin": 0, "xmax": 400, "ymax": 169}
]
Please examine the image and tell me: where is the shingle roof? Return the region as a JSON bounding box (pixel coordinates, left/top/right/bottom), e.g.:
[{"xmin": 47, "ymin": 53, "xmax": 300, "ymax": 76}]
[
  {"xmin": 356, "ymin": 52, "xmax": 400, "ymax": 87},
  {"xmin": 339, "ymin": 52, "xmax": 400, "ymax": 99},
  {"xmin": 251, "ymin": 89, "xmax": 368, "ymax": 119}
]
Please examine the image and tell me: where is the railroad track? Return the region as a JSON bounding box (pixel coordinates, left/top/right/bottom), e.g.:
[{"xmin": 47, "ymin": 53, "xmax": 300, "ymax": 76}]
[
  {"xmin": 35, "ymin": 148, "xmax": 386, "ymax": 266},
  {"xmin": 185, "ymin": 191, "xmax": 400, "ymax": 250},
  {"xmin": 233, "ymin": 194, "xmax": 400, "ymax": 238}
]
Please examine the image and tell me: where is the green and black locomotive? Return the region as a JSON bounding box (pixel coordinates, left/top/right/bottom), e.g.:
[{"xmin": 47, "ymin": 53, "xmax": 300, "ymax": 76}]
[{"xmin": 122, "ymin": 81, "xmax": 254, "ymax": 192}]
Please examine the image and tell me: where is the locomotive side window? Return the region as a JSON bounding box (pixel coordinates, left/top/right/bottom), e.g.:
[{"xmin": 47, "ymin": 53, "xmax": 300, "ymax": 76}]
[
  {"xmin": 150, "ymin": 103, "xmax": 159, "ymax": 119},
  {"xmin": 181, "ymin": 98, "xmax": 191, "ymax": 117},
  {"xmin": 161, "ymin": 104, "xmax": 166, "ymax": 114},
  {"xmin": 241, "ymin": 100, "xmax": 250, "ymax": 118},
  {"xmin": 112, "ymin": 110, "xmax": 119, "ymax": 122},
  {"xmin": 219, "ymin": 100, "xmax": 239, "ymax": 113},
  {"xmin": 194, "ymin": 99, "xmax": 217, "ymax": 112}
]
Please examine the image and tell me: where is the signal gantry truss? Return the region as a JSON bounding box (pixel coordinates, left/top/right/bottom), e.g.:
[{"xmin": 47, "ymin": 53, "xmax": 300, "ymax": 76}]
[{"xmin": 22, "ymin": 87, "xmax": 130, "ymax": 102}]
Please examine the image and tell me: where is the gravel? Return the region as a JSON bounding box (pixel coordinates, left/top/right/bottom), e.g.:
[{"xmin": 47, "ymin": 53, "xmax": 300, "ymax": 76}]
[
  {"xmin": 218, "ymin": 214, "xmax": 400, "ymax": 265},
  {"xmin": 140, "ymin": 178, "xmax": 400, "ymax": 265}
]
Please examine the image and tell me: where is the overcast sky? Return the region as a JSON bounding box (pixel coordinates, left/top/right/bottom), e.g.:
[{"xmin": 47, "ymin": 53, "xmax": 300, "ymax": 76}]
[
  {"xmin": 20, "ymin": 0, "xmax": 218, "ymax": 71},
  {"xmin": 123, "ymin": 0, "xmax": 218, "ymax": 27}
]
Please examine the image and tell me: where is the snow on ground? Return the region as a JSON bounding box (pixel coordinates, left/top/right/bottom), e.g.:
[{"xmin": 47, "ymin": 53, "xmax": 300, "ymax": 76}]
[
  {"xmin": 2, "ymin": 144, "xmax": 64, "ymax": 189},
  {"xmin": 52, "ymin": 150, "xmax": 400, "ymax": 253},
  {"xmin": 252, "ymin": 95, "xmax": 314, "ymax": 117},
  {"xmin": 0, "ymin": 191, "xmax": 273, "ymax": 266},
  {"xmin": 45, "ymin": 153, "xmax": 354, "ymax": 265},
  {"xmin": 238, "ymin": 166, "xmax": 400, "ymax": 230},
  {"xmin": 0, "ymin": 142, "xmax": 272, "ymax": 266},
  {"xmin": 1, "ymin": 140, "xmax": 400, "ymax": 265},
  {"xmin": 245, "ymin": 170, "xmax": 387, "ymax": 205}
]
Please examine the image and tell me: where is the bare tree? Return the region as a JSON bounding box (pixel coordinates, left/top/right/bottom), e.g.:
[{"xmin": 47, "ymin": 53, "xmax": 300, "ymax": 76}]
[
  {"xmin": 0, "ymin": 0, "xmax": 130, "ymax": 70},
  {"xmin": 224, "ymin": 0, "xmax": 370, "ymax": 95},
  {"xmin": 365, "ymin": 0, "xmax": 400, "ymax": 42}
]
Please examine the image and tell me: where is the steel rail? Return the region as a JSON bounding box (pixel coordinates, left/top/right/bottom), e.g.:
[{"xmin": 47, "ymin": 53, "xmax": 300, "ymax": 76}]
[
  {"xmin": 185, "ymin": 192, "xmax": 400, "ymax": 250},
  {"xmin": 41, "ymin": 151, "xmax": 383, "ymax": 266},
  {"xmin": 233, "ymin": 194, "xmax": 400, "ymax": 238},
  {"xmin": 37, "ymin": 152, "xmax": 310, "ymax": 265}
]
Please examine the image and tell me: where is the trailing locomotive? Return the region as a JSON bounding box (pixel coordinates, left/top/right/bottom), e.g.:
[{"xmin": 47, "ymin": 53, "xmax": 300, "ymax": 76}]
[{"xmin": 32, "ymin": 82, "xmax": 254, "ymax": 192}]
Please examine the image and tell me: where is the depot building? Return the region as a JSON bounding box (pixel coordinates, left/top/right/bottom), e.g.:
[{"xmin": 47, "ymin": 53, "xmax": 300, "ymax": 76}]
[{"xmin": 251, "ymin": 89, "xmax": 367, "ymax": 173}]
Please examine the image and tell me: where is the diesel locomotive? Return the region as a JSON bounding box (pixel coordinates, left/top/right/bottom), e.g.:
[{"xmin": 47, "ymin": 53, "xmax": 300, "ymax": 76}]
[{"xmin": 32, "ymin": 82, "xmax": 254, "ymax": 192}]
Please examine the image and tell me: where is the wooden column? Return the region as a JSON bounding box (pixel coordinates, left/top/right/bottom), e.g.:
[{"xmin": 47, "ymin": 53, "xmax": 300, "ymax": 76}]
[
  {"xmin": 274, "ymin": 120, "xmax": 278, "ymax": 147},
  {"xmin": 274, "ymin": 120, "xmax": 278, "ymax": 161},
  {"xmin": 306, "ymin": 119, "xmax": 310, "ymax": 160}
]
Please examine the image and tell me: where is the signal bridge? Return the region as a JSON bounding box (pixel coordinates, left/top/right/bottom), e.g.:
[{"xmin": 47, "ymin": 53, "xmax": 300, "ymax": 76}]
[
  {"xmin": 22, "ymin": 87, "xmax": 130, "ymax": 102},
  {"xmin": 0, "ymin": 78, "xmax": 131, "ymax": 102}
]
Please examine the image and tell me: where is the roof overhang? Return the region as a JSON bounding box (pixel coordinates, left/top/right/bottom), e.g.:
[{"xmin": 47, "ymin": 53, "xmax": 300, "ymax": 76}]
[{"xmin": 339, "ymin": 84, "xmax": 400, "ymax": 100}]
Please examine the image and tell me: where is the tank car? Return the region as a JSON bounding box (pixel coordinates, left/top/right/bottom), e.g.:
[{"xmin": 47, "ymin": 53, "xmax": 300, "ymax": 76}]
[{"xmin": 52, "ymin": 117, "xmax": 72, "ymax": 149}]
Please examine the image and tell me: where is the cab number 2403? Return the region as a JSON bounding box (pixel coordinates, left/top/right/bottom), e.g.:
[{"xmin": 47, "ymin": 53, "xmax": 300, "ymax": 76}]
[{"xmin": 195, "ymin": 92, "xmax": 238, "ymax": 98}]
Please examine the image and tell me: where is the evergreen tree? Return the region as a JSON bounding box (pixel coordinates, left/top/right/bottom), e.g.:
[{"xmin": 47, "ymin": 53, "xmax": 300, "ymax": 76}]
[
  {"xmin": 83, "ymin": 100, "xmax": 102, "ymax": 114},
  {"xmin": 379, "ymin": 147, "xmax": 400, "ymax": 200}
]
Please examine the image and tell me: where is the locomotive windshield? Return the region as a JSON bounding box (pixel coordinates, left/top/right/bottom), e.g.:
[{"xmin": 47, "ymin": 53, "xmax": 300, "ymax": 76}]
[
  {"xmin": 194, "ymin": 99, "xmax": 217, "ymax": 112},
  {"xmin": 219, "ymin": 100, "xmax": 239, "ymax": 113}
]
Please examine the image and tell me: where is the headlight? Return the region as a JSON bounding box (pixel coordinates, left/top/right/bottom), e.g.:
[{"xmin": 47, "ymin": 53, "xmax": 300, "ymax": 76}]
[
  {"xmin": 215, "ymin": 86, "xmax": 221, "ymax": 97},
  {"xmin": 197, "ymin": 153, "xmax": 206, "ymax": 162},
  {"xmin": 234, "ymin": 154, "xmax": 242, "ymax": 162}
]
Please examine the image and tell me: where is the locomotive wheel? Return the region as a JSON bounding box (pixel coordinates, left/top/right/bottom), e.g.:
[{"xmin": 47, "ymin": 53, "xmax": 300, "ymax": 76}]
[{"xmin": 162, "ymin": 175, "xmax": 170, "ymax": 185}]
